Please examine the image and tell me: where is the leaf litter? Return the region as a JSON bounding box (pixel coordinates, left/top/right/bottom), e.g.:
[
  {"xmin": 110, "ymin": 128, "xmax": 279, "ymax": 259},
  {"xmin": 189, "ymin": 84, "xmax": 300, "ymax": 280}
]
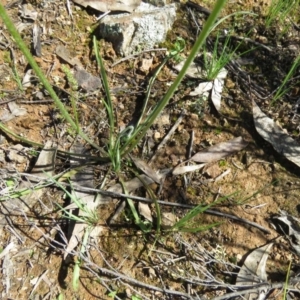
[
  {"xmin": 172, "ymin": 136, "xmax": 247, "ymax": 175},
  {"xmin": 2, "ymin": 0, "xmax": 300, "ymax": 299},
  {"xmin": 236, "ymin": 243, "xmax": 273, "ymax": 300},
  {"xmin": 253, "ymin": 99, "xmax": 300, "ymax": 168},
  {"xmin": 190, "ymin": 136, "xmax": 247, "ymax": 163}
]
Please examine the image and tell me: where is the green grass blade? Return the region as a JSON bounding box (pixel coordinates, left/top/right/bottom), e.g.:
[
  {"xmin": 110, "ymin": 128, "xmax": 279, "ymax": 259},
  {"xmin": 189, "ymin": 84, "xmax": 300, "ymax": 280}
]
[
  {"xmin": 120, "ymin": 177, "xmax": 152, "ymax": 232},
  {"xmin": 170, "ymin": 194, "xmax": 229, "ymax": 232},
  {"xmin": 93, "ymin": 37, "xmax": 115, "ymax": 140},
  {"xmin": 119, "ymin": 179, "xmax": 141, "ymax": 224},
  {"xmin": 283, "ymin": 260, "xmax": 292, "ymax": 300},
  {"xmin": 210, "ymin": 11, "xmax": 257, "ymax": 33},
  {"xmin": 272, "ymin": 54, "xmax": 300, "ymax": 104}
]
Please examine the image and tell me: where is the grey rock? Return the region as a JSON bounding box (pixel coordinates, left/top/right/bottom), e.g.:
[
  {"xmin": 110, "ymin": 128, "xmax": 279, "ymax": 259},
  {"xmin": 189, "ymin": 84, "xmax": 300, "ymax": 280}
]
[
  {"xmin": 56, "ymin": 45, "xmax": 83, "ymax": 68},
  {"xmin": 99, "ymin": 2, "xmax": 177, "ymax": 56},
  {"xmin": 73, "ymin": 67, "xmax": 102, "ymax": 92}
]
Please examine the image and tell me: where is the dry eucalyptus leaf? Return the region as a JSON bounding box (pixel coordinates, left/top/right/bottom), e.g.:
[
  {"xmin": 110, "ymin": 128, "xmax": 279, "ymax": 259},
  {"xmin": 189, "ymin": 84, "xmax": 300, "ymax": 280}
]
[
  {"xmin": 215, "ymin": 68, "xmax": 227, "ymax": 80},
  {"xmin": 131, "ymin": 156, "xmax": 163, "ymax": 183},
  {"xmin": 0, "ymin": 242, "xmax": 16, "ymax": 260},
  {"xmin": 72, "ymin": 0, "xmax": 141, "ymax": 13},
  {"xmin": 189, "ymin": 81, "xmax": 213, "ymax": 96},
  {"xmin": 236, "ymin": 243, "xmax": 273, "ymax": 300},
  {"xmin": 7, "ymin": 144, "xmax": 27, "ymax": 164},
  {"xmin": 211, "ymin": 75, "xmax": 226, "ymax": 112},
  {"xmin": 0, "ymin": 102, "xmax": 27, "ymax": 123},
  {"xmin": 22, "ymin": 69, "xmax": 34, "ymax": 88},
  {"xmin": 139, "ymin": 58, "xmax": 153, "ymax": 73},
  {"xmin": 100, "ymin": 174, "xmax": 155, "ymax": 225},
  {"xmin": 146, "ymin": 266, "xmax": 156, "ymax": 279},
  {"xmin": 191, "ymin": 136, "xmax": 247, "ymax": 163},
  {"xmin": 2, "ymin": 239, "xmax": 18, "ymax": 295},
  {"xmin": 138, "ymin": 202, "xmax": 153, "ymax": 222},
  {"xmin": 253, "ymin": 100, "xmax": 300, "ymax": 168},
  {"xmin": 172, "ymin": 163, "xmax": 206, "ymax": 175},
  {"xmin": 99, "ymin": 175, "xmax": 154, "ymax": 203},
  {"xmin": 21, "ymin": 4, "xmax": 38, "ymax": 21}
]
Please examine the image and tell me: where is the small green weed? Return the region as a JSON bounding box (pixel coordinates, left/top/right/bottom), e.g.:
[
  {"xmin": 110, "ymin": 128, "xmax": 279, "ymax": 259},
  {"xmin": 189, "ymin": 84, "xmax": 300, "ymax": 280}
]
[
  {"xmin": 219, "ymin": 159, "xmax": 227, "ymax": 167},
  {"xmin": 202, "ymin": 30, "xmax": 252, "ymax": 81},
  {"xmin": 265, "ymin": 0, "xmax": 296, "ymax": 29},
  {"xmin": 272, "ymin": 54, "xmax": 300, "ymax": 104},
  {"xmin": 214, "ymin": 127, "xmax": 223, "ymax": 135},
  {"xmin": 107, "ymin": 290, "xmax": 118, "ymax": 298},
  {"xmin": 9, "ymin": 55, "xmax": 23, "ymax": 91},
  {"xmin": 169, "ymin": 36, "xmax": 186, "ymax": 62},
  {"xmin": 73, "ymin": 227, "xmax": 91, "ymax": 291},
  {"xmin": 28, "ymin": 149, "xmax": 39, "ymax": 157},
  {"xmin": 169, "ymin": 200, "xmax": 222, "ymax": 233},
  {"xmin": 123, "ymin": 196, "xmax": 153, "ymax": 233},
  {"xmin": 55, "ymin": 293, "xmax": 64, "ymax": 300},
  {"xmin": 190, "ymin": 95, "xmax": 209, "ymax": 116}
]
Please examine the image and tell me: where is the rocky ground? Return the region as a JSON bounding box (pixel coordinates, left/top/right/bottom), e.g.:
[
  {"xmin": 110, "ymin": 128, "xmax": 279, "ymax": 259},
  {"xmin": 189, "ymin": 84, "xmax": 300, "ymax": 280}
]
[{"xmin": 1, "ymin": 0, "xmax": 300, "ymax": 299}]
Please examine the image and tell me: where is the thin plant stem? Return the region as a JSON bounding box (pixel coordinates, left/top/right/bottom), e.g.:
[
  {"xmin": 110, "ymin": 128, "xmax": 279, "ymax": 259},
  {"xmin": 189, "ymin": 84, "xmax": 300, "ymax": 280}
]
[
  {"xmin": 283, "ymin": 260, "xmax": 292, "ymax": 300},
  {"xmin": 73, "ymin": 227, "xmax": 92, "ymax": 291}
]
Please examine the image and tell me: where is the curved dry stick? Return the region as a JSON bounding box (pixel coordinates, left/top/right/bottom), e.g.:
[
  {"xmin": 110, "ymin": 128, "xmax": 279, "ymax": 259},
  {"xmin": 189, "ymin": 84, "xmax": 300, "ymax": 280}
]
[
  {"xmin": 67, "ymin": 183, "xmax": 271, "ymax": 234},
  {"xmin": 85, "ymin": 262, "xmax": 195, "ymax": 300}
]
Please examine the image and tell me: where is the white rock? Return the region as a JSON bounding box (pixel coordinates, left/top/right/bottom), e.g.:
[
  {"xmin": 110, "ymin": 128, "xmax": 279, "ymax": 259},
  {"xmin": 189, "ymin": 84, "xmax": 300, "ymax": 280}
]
[{"xmin": 99, "ymin": 3, "xmax": 177, "ymax": 56}]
